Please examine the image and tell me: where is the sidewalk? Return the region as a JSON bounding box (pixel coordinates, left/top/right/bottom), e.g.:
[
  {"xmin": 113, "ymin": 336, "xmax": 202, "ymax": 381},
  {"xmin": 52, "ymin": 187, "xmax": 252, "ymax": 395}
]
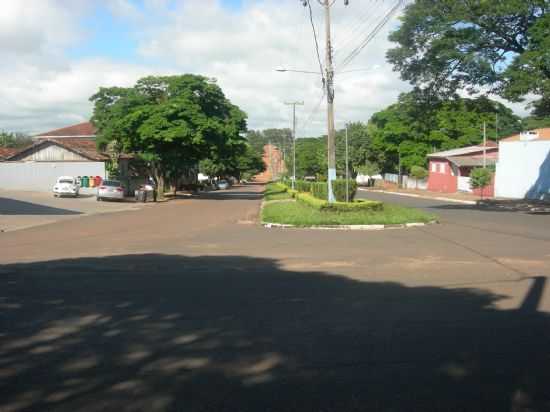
[{"xmin": 359, "ymin": 184, "xmax": 479, "ymax": 204}]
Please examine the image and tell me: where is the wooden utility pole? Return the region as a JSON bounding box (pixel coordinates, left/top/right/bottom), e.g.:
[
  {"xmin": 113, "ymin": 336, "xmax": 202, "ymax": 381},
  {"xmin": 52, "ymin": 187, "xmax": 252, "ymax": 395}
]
[
  {"xmin": 483, "ymin": 121, "xmax": 487, "ymax": 168},
  {"xmin": 345, "ymin": 124, "xmax": 349, "ymax": 202},
  {"xmin": 323, "ymin": 0, "xmax": 337, "ymax": 202},
  {"xmin": 285, "ymin": 101, "xmax": 304, "ymax": 190}
]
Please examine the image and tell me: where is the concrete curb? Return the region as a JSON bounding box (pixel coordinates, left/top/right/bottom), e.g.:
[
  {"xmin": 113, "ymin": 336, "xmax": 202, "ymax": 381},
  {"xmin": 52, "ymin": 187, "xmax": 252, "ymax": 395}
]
[
  {"xmin": 262, "ymin": 220, "xmax": 438, "ymax": 231},
  {"xmin": 358, "ymin": 188, "xmax": 476, "ymax": 205}
]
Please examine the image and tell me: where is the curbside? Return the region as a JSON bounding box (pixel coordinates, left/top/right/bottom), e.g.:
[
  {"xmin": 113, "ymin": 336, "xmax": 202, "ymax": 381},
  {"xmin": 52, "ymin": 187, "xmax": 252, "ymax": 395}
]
[{"xmin": 262, "ymin": 220, "xmax": 438, "ymax": 231}]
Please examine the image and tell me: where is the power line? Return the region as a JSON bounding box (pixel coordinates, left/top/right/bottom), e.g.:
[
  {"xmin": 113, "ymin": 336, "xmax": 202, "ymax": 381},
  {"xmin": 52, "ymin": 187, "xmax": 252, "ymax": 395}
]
[
  {"xmin": 332, "ymin": 0, "xmax": 382, "ymax": 57},
  {"xmin": 306, "ymin": 0, "xmax": 325, "ymax": 85},
  {"xmin": 337, "ymin": 0, "xmax": 404, "ymax": 71},
  {"xmin": 297, "ymin": 91, "xmax": 326, "ymax": 137}
]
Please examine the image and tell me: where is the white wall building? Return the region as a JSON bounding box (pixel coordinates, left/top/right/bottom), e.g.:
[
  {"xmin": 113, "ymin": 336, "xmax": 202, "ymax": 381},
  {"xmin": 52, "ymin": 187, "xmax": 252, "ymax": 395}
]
[{"xmin": 495, "ymin": 128, "xmax": 550, "ymax": 200}]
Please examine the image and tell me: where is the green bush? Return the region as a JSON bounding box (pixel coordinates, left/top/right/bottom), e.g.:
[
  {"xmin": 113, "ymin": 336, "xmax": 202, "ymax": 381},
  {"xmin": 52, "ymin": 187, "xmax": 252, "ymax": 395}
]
[
  {"xmin": 410, "ymin": 165, "xmax": 428, "ymax": 180},
  {"xmin": 311, "ymin": 182, "xmax": 328, "ymax": 200},
  {"xmin": 310, "ymin": 179, "xmax": 357, "ymax": 202},
  {"xmin": 470, "ymin": 167, "xmax": 493, "ymax": 198},
  {"xmin": 295, "ymin": 180, "xmax": 312, "ymax": 193},
  {"xmin": 296, "ymin": 192, "xmax": 383, "ymax": 212}
]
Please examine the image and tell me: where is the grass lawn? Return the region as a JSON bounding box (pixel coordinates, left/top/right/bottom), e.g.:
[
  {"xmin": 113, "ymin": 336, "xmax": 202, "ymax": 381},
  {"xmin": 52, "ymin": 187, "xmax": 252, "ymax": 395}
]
[
  {"xmin": 264, "ymin": 183, "xmax": 293, "ymax": 201},
  {"xmin": 262, "ymin": 199, "xmax": 436, "ymax": 226}
]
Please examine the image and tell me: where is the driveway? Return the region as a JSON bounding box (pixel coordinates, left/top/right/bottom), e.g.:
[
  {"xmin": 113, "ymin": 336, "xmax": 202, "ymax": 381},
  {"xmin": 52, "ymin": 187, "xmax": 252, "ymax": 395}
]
[
  {"xmin": 1, "ymin": 184, "xmax": 549, "ymax": 411},
  {"xmin": 0, "ymin": 189, "xmax": 144, "ymax": 232}
]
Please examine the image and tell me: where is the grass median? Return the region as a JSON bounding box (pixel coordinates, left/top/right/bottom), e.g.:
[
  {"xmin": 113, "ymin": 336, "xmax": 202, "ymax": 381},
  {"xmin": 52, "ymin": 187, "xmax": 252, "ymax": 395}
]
[{"xmin": 262, "ymin": 183, "xmax": 436, "ymax": 226}]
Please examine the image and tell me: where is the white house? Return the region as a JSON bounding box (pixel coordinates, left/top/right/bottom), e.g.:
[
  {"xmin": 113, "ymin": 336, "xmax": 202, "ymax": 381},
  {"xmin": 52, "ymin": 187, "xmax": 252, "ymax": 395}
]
[{"xmin": 495, "ymin": 128, "xmax": 550, "ymax": 200}]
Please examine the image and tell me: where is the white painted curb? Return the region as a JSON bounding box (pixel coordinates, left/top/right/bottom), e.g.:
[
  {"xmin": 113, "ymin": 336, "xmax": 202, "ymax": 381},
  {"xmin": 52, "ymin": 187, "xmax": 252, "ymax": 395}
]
[
  {"xmin": 358, "ymin": 188, "xmax": 476, "ymax": 205},
  {"xmin": 262, "ymin": 221, "xmax": 438, "ymax": 231}
]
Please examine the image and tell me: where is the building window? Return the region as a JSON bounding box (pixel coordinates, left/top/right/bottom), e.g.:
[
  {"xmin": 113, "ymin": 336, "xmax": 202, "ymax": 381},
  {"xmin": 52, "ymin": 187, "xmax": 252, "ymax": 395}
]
[
  {"xmin": 439, "ymin": 163, "xmax": 446, "ymax": 174},
  {"xmin": 431, "ymin": 162, "xmax": 437, "ymax": 173}
]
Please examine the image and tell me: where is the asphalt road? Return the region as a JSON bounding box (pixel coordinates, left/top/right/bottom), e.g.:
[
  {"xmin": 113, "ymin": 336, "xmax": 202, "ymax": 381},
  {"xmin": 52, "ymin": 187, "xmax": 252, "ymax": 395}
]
[
  {"xmin": 1, "ymin": 185, "xmax": 550, "ymax": 412},
  {"xmin": 357, "ymin": 188, "xmax": 550, "ymax": 242}
]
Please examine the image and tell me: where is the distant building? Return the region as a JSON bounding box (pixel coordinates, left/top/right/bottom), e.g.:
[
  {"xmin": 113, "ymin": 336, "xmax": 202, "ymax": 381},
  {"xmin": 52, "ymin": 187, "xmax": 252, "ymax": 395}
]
[
  {"xmin": 495, "ymin": 128, "xmax": 550, "ymax": 200},
  {"xmin": 427, "ymin": 142, "xmax": 498, "ymax": 196},
  {"xmin": 0, "ymin": 122, "xmax": 132, "ymax": 193},
  {"xmin": 254, "ymin": 144, "xmax": 286, "ymax": 182}
]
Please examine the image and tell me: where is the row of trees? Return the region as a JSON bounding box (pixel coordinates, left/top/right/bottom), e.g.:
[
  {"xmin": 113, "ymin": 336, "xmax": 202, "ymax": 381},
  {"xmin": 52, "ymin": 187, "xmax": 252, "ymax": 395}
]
[
  {"xmin": 90, "ymin": 74, "xmax": 264, "ymax": 197},
  {"xmin": 259, "ymin": 92, "xmax": 546, "ymax": 180},
  {"xmin": 0, "ymin": 131, "xmax": 32, "ymax": 148}
]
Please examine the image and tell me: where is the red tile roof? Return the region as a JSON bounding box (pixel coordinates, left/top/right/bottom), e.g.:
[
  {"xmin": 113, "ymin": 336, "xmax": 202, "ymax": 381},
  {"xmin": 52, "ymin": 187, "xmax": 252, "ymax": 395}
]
[
  {"xmin": 35, "ymin": 122, "xmax": 97, "ymax": 138},
  {"xmin": 8, "ymin": 138, "xmax": 109, "ymax": 161},
  {"xmin": 0, "ymin": 147, "xmax": 20, "ymax": 159}
]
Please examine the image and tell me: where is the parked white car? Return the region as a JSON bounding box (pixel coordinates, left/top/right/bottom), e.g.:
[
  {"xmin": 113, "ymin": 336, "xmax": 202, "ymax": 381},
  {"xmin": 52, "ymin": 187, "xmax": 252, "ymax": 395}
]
[
  {"xmin": 53, "ymin": 176, "xmax": 80, "ymax": 197},
  {"xmin": 96, "ymin": 180, "xmax": 125, "ymax": 201}
]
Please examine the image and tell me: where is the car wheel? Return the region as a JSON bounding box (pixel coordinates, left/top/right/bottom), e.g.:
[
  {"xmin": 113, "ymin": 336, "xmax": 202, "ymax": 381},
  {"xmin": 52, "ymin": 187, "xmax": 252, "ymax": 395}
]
[{"xmin": 96, "ymin": 197, "xmax": 101, "ymax": 201}]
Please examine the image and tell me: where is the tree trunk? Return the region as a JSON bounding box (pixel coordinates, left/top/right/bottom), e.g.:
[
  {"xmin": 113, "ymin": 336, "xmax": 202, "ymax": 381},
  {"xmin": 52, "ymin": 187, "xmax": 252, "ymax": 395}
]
[{"xmin": 150, "ymin": 162, "xmax": 165, "ymax": 201}]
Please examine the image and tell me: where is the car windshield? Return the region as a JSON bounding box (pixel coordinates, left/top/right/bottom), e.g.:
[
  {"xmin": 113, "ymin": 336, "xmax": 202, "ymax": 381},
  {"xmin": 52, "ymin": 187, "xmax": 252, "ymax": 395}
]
[
  {"xmin": 103, "ymin": 180, "xmax": 121, "ymax": 187},
  {"xmin": 58, "ymin": 179, "xmax": 74, "ymax": 184}
]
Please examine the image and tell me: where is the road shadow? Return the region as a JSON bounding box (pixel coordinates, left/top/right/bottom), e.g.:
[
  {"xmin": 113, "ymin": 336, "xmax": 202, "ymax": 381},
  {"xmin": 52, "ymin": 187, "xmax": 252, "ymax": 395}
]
[
  {"xmin": 193, "ymin": 190, "xmax": 264, "ymax": 201},
  {"xmin": 1, "ymin": 254, "xmax": 549, "ymax": 412},
  {"xmin": 0, "ymin": 198, "xmax": 82, "ymax": 216}
]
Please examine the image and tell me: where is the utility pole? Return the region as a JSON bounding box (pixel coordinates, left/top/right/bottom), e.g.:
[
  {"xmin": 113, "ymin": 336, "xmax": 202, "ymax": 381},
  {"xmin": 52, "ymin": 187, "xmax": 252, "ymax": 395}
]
[
  {"xmin": 345, "ymin": 123, "xmax": 349, "ymax": 202},
  {"xmin": 285, "ymin": 101, "xmax": 304, "ymax": 190},
  {"xmin": 324, "ymin": 0, "xmax": 336, "ymax": 202},
  {"xmin": 300, "ymin": 0, "xmax": 349, "ymax": 202},
  {"xmin": 495, "ymin": 113, "xmax": 499, "ymax": 143},
  {"xmin": 483, "ymin": 121, "xmax": 487, "ymax": 168}
]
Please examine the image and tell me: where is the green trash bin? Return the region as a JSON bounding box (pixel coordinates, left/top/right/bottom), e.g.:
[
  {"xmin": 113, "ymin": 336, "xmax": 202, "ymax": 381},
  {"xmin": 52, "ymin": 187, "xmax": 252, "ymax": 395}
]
[{"xmin": 81, "ymin": 176, "xmax": 89, "ymax": 188}]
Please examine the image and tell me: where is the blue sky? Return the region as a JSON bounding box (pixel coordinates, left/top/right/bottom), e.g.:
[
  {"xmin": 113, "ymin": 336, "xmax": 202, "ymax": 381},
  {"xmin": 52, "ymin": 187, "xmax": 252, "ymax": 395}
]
[{"xmin": 68, "ymin": 0, "xmax": 244, "ymax": 62}]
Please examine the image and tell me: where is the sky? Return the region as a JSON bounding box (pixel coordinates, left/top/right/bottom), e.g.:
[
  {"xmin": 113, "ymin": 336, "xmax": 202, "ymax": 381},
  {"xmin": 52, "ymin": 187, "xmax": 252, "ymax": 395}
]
[{"xmin": 0, "ymin": 0, "xmax": 530, "ymax": 137}]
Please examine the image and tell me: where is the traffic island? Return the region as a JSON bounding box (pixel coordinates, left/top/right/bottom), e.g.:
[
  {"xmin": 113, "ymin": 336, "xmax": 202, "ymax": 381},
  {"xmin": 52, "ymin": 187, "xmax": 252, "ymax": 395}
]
[{"xmin": 261, "ymin": 183, "xmax": 437, "ymax": 230}]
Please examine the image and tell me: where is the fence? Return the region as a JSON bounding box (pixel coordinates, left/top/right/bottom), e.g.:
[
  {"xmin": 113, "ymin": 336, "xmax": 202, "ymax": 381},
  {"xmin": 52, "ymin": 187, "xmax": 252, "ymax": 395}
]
[
  {"xmin": 384, "ymin": 173, "xmax": 399, "ymax": 184},
  {"xmin": 383, "ymin": 173, "xmax": 428, "ymax": 190},
  {"xmin": 0, "ymin": 161, "xmax": 106, "ymax": 192},
  {"xmin": 457, "ymin": 176, "xmax": 472, "ymax": 192}
]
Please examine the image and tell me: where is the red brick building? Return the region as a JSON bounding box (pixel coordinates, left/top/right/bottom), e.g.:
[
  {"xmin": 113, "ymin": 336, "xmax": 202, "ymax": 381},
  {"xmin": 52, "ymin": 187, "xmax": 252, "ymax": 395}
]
[
  {"xmin": 427, "ymin": 142, "xmax": 498, "ymax": 196},
  {"xmin": 254, "ymin": 144, "xmax": 286, "ymax": 182}
]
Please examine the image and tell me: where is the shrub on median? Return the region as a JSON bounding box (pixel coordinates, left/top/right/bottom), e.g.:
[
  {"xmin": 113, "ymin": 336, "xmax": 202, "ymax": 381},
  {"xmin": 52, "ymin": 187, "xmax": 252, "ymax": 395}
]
[
  {"xmin": 310, "ymin": 179, "xmax": 357, "ymax": 202},
  {"xmin": 295, "ymin": 180, "xmax": 312, "ymax": 193},
  {"xmin": 296, "ymin": 192, "xmax": 383, "ymax": 212}
]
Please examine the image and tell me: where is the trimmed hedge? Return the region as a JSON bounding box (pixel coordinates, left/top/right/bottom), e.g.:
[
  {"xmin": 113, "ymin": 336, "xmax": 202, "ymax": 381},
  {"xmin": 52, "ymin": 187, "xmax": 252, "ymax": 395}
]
[
  {"xmin": 310, "ymin": 179, "xmax": 357, "ymax": 202},
  {"xmin": 296, "ymin": 192, "xmax": 383, "ymax": 212},
  {"xmin": 295, "ymin": 180, "xmax": 312, "ymax": 193}
]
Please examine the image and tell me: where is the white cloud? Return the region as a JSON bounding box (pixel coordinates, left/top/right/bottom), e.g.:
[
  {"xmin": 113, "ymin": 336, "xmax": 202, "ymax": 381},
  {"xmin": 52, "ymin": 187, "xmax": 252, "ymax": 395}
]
[{"xmin": 0, "ymin": 0, "xmax": 532, "ymax": 136}]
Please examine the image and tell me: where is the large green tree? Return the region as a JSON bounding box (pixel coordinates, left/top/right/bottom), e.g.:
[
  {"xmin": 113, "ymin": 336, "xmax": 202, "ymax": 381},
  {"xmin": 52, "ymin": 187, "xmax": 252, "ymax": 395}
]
[
  {"xmin": 368, "ymin": 92, "xmax": 521, "ymax": 172},
  {"xmin": 294, "ymin": 137, "xmax": 326, "ymax": 178},
  {"xmin": 335, "ymin": 122, "xmax": 372, "ymax": 177},
  {"xmin": 90, "ymin": 75, "xmax": 247, "ymax": 197},
  {"xmin": 387, "ymin": 0, "xmax": 550, "ymax": 115}
]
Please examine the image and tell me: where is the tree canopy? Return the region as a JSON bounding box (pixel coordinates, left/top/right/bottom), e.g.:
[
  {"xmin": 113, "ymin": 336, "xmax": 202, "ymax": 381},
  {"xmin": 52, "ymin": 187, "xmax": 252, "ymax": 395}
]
[
  {"xmin": 90, "ymin": 75, "xmax": 247, "ymax": 195},
  {"xmin": 387, "ymin": 0, "xmax": 550, "ymax": 115},
  {"xmin": 246, "ymin": 128, "xmax": 292, "ymax": 158},
  {"xmin": 368, "ymin": 92, "xmax": 521, "ymax": 172},
  {"xmin": 0, "ymin": 131, "xmax": 32, "ymax": 148}
]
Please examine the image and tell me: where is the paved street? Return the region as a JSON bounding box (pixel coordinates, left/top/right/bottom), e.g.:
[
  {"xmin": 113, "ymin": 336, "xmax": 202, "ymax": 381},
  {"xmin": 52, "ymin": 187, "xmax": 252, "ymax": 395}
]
[
  {"xmin": 0, "ymin": 190, "xmax": 146, "ymax": 232},
  {"xmin": 1, "ymin": 184, "xmax": 550, "ymax": 411}
]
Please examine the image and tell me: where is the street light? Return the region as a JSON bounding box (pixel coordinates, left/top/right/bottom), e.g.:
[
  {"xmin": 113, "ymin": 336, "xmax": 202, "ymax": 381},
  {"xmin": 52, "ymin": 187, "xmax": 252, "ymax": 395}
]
[{"xmin": 275, "ymin": 68, "xmax": 322, "ymax": 75}]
